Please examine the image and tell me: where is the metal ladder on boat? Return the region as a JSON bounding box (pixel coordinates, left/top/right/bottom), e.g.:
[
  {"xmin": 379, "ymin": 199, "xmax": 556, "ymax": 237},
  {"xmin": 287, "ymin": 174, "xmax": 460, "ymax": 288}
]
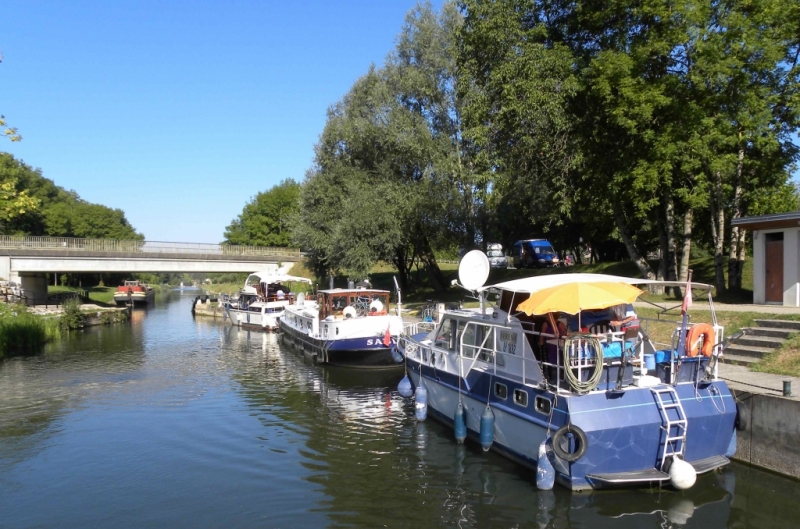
[{"xmin": 651, "ymin": 386, "xmax": 688, "ymax": 470}]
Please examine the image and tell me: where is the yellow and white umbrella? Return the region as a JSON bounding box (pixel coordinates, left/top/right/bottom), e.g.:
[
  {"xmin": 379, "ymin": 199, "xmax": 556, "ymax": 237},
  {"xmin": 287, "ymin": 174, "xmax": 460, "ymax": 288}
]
[{"xmin": 516, "ymin": 281, "xmax": 643, "ymax": 316}]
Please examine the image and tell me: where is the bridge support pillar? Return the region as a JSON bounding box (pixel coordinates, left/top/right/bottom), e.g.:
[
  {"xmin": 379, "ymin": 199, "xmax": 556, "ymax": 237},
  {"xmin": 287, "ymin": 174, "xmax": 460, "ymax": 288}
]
[
  {"xmin": 19, "ymin": 273, "xmax": 49, "ymax": 304},
  {"xmin": 0, "ymin": 256, "xmax": 10, "ymax": 281}
]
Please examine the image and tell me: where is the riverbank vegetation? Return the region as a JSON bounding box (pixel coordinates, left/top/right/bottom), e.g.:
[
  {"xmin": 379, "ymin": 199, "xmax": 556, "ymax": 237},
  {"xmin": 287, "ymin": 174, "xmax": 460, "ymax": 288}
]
[
  {"xmin": 0, "ymin": 304, "xmax": 53, "ymax": 358},
  {"xmin": 0, "ymin": 300, "xmax": 130, "ymax": 359},
  {"xmin": 0, "ymin": 152, "xmax": 141, "ymax": 240}
]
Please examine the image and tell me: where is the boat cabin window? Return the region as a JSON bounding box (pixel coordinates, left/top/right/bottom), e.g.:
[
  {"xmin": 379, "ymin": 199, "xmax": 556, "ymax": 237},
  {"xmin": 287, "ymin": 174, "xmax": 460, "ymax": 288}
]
[
  {"xmin": 535, "ymin": 396, "xmax": 552, "ymax": 416},
  {"xmin": 321, "ymin": 291, "xmax": 391, "ymax": 319},
  {"xmin": 434, "ymin": 319, "xmax": 456, "ymax": 350},
  {"xmin": 514, "ymin": 389, "xmax": 528, "ymax": 407},
  {"xmin": 461, "ymin": 324, "xmax": 504, "ymax": 367},
  {"xmin": 330, "ymin": 295, "xmax": 349, "ymax": 312},
  {"xmin": 494, "ymin": 383, "xmax": 508, "ymax": 400}
]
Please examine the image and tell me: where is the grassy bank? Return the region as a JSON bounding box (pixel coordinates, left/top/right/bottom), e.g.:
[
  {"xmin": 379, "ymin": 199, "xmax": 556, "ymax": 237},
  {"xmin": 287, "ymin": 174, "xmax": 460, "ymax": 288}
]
[
  {"xmin": 48, "ymin": 285, "xmax": 117, "ymax": 305},
  {"xmin": 0, "ymin": 304, "xmax": 59, "ymax": 359},
  {"xmin": 200, "ymin": 262, "xmax": 317, "ymax": 296},
  {"xmin": 752, "ymin": 334, "xmax": 800, "ymax": 376}
]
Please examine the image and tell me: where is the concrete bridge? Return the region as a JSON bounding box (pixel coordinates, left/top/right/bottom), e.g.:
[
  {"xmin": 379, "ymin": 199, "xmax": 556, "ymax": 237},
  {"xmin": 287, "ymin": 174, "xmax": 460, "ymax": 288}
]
[{"xmin": 0, "ymin": 236, "xmax": 302, "ymax": 301}]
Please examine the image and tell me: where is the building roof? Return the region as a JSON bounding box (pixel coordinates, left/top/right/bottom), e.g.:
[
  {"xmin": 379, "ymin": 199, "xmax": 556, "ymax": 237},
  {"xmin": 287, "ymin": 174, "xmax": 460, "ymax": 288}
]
[{"xmin": 731, "ymin": 211, "xmax": 800, "ymax": 231}]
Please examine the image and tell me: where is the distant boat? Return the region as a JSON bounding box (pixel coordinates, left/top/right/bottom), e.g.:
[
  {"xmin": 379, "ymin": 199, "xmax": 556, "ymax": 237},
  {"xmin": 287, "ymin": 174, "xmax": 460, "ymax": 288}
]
[
  {"xmin": 222, "ymin": 271, "xmax": 312, "ymax": 331},
  {"xmin": 114, "ymin": 280, "xmax": 155, "ymax": 306}
]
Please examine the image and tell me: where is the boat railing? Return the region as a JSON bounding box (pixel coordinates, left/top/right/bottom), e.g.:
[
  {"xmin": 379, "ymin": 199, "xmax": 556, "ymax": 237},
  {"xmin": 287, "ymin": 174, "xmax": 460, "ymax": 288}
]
[
  {"xmin": 457, "ymin": 321, "xmax": 547, "ymax": 388},
  {"xmin": 515, "ymin": 321, "xmax": 645, "ymax": 393},
  {"xmin": 638, "ymin": 316, "xmax": 724, "ymax": 382},
  {"xmin": 402, "ymin": 321, "xmax": 436, "ymax": 336}
]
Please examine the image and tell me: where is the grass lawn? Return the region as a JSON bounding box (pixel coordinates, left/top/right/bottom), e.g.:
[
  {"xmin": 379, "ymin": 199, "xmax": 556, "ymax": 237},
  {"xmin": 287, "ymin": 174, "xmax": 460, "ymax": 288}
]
[
  {"xmin": 752, "ymin": 334, "xmax": 800, "ymax": 377},
  {"xmin": 49, "ymin": 285, "xmax": 118, "ymax": 306}
]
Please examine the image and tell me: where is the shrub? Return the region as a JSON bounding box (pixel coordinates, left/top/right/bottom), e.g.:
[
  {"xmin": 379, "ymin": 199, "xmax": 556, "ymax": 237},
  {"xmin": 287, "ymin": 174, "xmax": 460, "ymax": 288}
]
[{"xmin": 60, "ymin": 299, "xmax": 86, "ymax": 331}]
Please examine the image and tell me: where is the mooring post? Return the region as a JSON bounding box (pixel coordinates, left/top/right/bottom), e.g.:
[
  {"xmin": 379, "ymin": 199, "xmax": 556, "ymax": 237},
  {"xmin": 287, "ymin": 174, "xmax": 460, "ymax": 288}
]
[{"xmin": 783, "ymin": 380, "xmax": 792, "ymax": 397}]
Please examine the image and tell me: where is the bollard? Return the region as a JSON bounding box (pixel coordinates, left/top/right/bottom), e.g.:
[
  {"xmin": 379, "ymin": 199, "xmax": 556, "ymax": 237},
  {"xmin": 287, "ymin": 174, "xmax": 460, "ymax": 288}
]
[{"xmin": 783, "ymin": 380, "xmax": 792, "ymax": 397}]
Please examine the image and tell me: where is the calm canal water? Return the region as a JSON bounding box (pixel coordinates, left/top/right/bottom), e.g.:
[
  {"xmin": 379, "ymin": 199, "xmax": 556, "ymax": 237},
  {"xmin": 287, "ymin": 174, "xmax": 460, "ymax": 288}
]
[{"xmin": 1, "ymin": 292, "xmax": 799, "ymax": 528}]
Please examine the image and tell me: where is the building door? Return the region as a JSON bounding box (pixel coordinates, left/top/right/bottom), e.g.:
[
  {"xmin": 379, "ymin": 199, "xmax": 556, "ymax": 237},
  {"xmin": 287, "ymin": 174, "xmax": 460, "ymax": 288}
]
[{"xmin": 765, "ymin": 233, "xmax": 784, "ymax": 303}]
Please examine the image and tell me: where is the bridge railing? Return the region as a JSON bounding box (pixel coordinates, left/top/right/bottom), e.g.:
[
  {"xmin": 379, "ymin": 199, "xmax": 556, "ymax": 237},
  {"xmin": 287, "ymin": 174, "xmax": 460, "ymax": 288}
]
[{"xmin": 0, "ymin": 236, "xmax": 301, "ymax": 258}]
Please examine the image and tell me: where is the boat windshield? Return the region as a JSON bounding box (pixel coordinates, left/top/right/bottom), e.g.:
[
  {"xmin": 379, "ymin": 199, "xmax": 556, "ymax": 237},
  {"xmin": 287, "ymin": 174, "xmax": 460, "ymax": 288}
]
[
  {"xmin": 322, "ymin": 291, "xmax": 390, "ymax": 319},
  {"xmin": 487, "ymin": 250, "xmax": 504, "ymax": 257}
]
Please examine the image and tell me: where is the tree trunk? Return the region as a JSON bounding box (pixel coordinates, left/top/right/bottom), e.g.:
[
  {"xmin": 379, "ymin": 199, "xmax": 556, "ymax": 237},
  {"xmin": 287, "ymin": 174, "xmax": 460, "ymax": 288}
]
[
  {"xmin": 657, "ymin": 204, "xmax": 667, "ymax": 282},
  {"xmin": 711, "ymin": 171, "xmax": 726, "ymax": 293},
  {"xmin": 677, "ymin": 208, "xmax": 693, "ymax": 297},
  {"xmin": 736, "ymin": 228, "xmax": 747, "ymax": 290},
  {"xmin": 613, "ymin": 210, "xmax": 655, "ymax": 280},
  {"xmin": 664, "ymin": 191, "xmax": 679, "ymax": 297},
  {"xmin": 414, "ymin": 226, "xmax": 447, "ymax": 293},
  {"xmin": 727, "ymin": 147, "xmax": 745, "ymax": 291},
  {"xmin": 392, "ymin": 247, "xmax": 411, "ymax": 294}
]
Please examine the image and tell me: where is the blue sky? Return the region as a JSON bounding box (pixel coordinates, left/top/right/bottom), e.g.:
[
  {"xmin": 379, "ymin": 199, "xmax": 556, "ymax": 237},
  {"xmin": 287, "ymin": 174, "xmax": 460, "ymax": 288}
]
[{"xmin": 1, "ymin": 1, "xmax": 440, "ymax": 243}]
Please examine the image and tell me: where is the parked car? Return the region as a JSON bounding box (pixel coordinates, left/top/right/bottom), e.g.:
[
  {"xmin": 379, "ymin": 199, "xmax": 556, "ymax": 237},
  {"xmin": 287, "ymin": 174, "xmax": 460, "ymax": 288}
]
[
  {"xmin": 486, "ymin": 248, "xmax": 508, "ymax": 269},
  {"xmin": 512, "ymin": 239, "xmax": 560, "ymax": 268}
]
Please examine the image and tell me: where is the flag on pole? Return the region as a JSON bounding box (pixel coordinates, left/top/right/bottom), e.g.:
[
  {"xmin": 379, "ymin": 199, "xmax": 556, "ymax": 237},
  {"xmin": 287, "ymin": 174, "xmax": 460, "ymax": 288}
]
[
  {"xmin": 681, "ymin": 275, "xmax": 693, "ymax": 314},
  {"xmin": 676, "ymin": 271, "xmax": 693, "ymax": 358},
  {"xmin": 383, "ymin": 326, "xmax": 392, "ymax": 347}
]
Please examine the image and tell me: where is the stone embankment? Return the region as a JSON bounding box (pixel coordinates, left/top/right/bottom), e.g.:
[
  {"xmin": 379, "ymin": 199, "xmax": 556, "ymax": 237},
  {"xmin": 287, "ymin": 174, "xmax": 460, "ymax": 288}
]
[
  {"xmin": 14, "ymin": 303, "xmax": 129, "ymax": 327},
  {"xmin": 192, "ymin": 297, "xmax": 224, "ymax": 319},
  {"xmin": 716, "ymin": 319, "xmax": 800, "ymax": 481},
  {"xmin": 733, "ymin": 389, "xmax": 800, "ymax": 480},
  {"xmin": 725, "ymin": 319, "xmax": 800, "ymax": 368}
]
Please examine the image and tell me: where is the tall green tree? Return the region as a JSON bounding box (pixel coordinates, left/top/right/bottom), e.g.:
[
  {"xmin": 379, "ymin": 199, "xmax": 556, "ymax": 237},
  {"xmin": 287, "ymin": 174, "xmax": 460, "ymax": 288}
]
[
  {"xmin": 0, "ymin": 154, "xmax": 38, "ymax": 232},
  {"xmin": 224, "ymin": 179, "xmax": 300, "ymax": 247},
  {"xmin": 459, "ymin": 0, "xmax": 800, "ymax": 290},
  {"xmin": 294, "ymin": 2, "xmax": 481, "ymax": 291},
  {"xmin": 0, "ymin": 153, "xmax": 141, "ymax": 239}
]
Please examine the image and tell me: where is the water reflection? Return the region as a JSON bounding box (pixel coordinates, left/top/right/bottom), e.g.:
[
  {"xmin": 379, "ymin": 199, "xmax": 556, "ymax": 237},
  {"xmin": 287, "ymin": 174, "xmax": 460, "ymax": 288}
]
[
  {"xmin": 220, "ymin": 326, "xmax": 741, "ymax": 529},
  {"xmin": 2, "ymin": 296, "xmax": 800, "ymax": 528},
  {"xmin": 0, "ymin": 320, "xmax": 145, "ymax": 466}
]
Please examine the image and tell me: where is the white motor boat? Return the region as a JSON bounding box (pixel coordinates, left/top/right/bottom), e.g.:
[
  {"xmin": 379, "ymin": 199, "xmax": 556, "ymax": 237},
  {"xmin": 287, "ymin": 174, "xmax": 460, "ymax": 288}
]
[
  {"xmin": 280, "ymin": 287, "xmax": 404, "ymax": 368},
  {"xmin": 223, "ymin": 270, "xmax": 312, "ymax": 331}
]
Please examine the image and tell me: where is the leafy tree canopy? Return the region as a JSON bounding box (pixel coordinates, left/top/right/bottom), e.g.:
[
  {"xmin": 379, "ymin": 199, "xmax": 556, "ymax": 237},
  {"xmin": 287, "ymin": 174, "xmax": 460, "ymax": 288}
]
[
  {"xmin": 224, "ymin": 179, "xmax": 300, "ymax": 247},
  {"xmin": 0, "ymin": 152, "xmax": 142, "ymax": 239}
]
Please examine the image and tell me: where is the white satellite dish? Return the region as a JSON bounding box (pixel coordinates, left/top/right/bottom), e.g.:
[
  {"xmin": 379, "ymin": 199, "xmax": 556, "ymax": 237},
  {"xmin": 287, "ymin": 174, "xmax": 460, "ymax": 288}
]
[{"xmin": 459, "ymin": 250, "xmax": 490, "ymax": 290}]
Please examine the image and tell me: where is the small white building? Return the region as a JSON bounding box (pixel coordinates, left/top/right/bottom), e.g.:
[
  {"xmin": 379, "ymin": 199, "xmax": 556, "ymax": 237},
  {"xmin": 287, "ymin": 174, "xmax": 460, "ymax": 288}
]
[{"xmin": 732, "ymin": 212, "xmax": 800, "ymax": 306}]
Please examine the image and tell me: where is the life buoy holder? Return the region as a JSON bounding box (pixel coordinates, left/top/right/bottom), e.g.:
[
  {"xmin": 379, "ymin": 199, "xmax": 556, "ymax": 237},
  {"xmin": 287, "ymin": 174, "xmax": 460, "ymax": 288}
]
[
  {"xmin": 551, "ymin": 424, "xmax": 588, "ymax": 462},
  {"xmin": 687, "ymin": 323, "xmax": 715, "ymax": 357}
]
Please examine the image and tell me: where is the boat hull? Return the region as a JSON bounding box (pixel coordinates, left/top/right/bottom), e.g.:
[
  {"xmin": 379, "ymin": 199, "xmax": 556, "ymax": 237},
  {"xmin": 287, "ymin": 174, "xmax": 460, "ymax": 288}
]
[
  {"xmin": 280, "ymin": 320, "xmax": 401, "ymax": 368},
  {"xmin": 405, "ymin": 357, "xmax": 736, "ymax": 490},
  {"xmin": 225, "ymin": 306, "xmax": 281, "ymax": 331},
  {"xmin": 114, "ymin": 290, "xmax": 154, "ymax": 306}
]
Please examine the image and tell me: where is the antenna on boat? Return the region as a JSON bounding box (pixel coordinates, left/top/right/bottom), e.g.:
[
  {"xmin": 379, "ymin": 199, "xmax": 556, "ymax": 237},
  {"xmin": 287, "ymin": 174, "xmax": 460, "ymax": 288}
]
[{"xmin": 456, "ymin": 250, "xmax": 491, "ymax": 315}]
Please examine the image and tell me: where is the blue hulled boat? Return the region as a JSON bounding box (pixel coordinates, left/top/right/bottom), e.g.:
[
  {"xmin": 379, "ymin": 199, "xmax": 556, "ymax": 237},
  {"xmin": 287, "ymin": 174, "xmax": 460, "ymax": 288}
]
[{"xmin": 397, "ymin": 252, "xmax": 736, "ymax": 491}]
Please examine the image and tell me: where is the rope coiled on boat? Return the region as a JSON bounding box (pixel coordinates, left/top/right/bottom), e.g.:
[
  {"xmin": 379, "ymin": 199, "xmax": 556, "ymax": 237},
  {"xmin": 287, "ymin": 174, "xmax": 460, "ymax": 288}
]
[{"xmin": 562, "ymin": 334, "xmax": 604, "ymax": 394}]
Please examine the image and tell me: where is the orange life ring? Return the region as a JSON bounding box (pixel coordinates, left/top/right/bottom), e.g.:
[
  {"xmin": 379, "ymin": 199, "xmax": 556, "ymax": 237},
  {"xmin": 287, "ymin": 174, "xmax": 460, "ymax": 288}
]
[{"xmin": 687, "ymin": 323, "xmax": 715, "ymax": 357}]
